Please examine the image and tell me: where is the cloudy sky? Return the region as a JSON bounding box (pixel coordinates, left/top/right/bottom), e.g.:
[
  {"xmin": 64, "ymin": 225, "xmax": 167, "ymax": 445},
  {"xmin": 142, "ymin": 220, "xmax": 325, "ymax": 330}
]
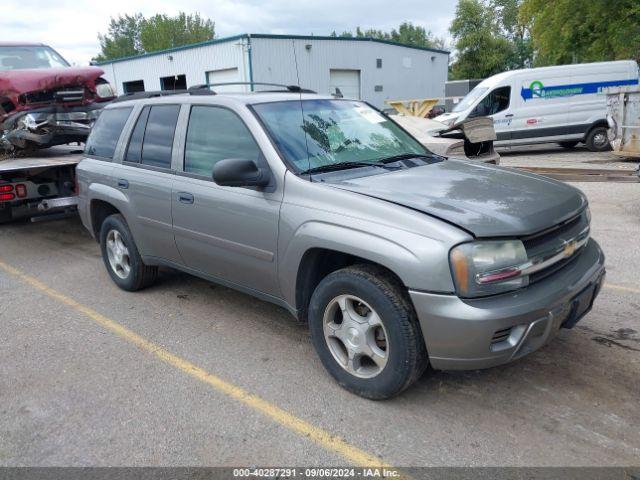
[{"xmin": 2, "ymin": 0, "xmax": 458, "ymax": 65}]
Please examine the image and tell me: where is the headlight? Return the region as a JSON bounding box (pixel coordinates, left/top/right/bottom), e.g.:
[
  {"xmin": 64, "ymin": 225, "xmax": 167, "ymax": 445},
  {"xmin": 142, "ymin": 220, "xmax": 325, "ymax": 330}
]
[
  {"xmin": 449, "ymin": 240, "xmax": 528, "ymax": 297},
  {"xmin": 95, "ymin": 81, "xmax": 116, "ymax": 99}
]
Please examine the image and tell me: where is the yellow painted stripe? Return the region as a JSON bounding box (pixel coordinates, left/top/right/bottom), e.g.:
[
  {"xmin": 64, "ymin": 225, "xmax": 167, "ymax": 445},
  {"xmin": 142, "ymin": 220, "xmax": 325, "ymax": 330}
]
[
  {"xmin": 604, "ymin": 283, "xmax": 640, "ymax": 295},
  {"xmin": 0, "ymin": 259, "xmax": 388, "ymax": 468}
]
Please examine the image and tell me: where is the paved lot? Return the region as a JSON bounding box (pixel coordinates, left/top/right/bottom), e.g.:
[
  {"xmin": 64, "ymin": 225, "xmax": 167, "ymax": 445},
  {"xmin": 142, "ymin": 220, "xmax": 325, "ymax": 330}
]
[{"xmin": 1, "ymin": 148, "xmax": 639, "ymax": 467}]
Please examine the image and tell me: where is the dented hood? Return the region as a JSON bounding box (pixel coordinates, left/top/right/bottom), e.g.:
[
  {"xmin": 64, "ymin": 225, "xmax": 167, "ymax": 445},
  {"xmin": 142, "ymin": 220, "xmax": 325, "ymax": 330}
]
[
  {"xmin": 0, "ymin": 66, "xmax": 105, "ymax": 96},
  {"xmin": 329, "ymin": 160, "xmax": 587, "ymax": 237}
]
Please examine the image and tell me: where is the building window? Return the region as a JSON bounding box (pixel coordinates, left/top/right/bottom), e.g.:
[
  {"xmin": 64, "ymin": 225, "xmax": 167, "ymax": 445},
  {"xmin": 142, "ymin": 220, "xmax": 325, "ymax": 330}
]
[
  {"xmin": 376, "ymin": 58, "xmax": 382, "ymax": 68},
  {"xmin": 123, "ymin": 80, "xmax": 145, "ymax": 94},
  {"xmin": 160, "ymin": 74, "xmax": 187, "ymax": 91},
  {"xmin": 374, "ymin": 85, "xmax": 383, "ymax": 92}
]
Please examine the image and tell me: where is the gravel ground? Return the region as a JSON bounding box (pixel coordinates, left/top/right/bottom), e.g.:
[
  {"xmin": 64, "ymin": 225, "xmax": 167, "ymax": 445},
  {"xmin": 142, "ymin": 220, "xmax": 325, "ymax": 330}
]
[{"xmin": 0, "ymin": 146, "xmax": 638, "ymax": 467}]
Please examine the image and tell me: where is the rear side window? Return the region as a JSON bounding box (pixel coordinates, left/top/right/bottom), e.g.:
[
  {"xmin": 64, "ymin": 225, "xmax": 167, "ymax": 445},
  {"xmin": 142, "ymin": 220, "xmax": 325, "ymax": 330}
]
[
  {"xmin": 85, "ymin": 107, "xmax": 132, "ymax": 159},
  {"xmin": 184, "ymin": 106, "xmax": 261, "ymax": 177},
  {"xmin": 140, "ymin": 105, "xmax": 180, "ymax": 169},
  {"xmin": 125, "ymin": 106, "xmax": 150, "ymax": 163}
]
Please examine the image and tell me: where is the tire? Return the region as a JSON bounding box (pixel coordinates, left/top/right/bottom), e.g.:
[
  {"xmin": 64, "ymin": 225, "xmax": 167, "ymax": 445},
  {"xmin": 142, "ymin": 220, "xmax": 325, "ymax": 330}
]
[
  {"xmin": 559, "ymin": 141, "xmax": 579, "ymax": 149},
  {"xmin": 0, "ymin": 206, "xmax": 11, "ymax": 224},
  {"xmin": 99, "ymin": 213, "xmax": 158, "ymax": 291},
  {"xmin": 308, "ymin": 264, "xmax": 428, "ymax": 399},
  {"xmin": 585, "ymin": 126, "xmax": 611, "ymax": 152}
]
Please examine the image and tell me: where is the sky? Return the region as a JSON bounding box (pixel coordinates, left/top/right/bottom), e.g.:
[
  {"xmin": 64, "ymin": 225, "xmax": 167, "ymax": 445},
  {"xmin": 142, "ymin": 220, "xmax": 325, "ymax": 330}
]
[{"xmin": 2, "ymin": 0, "xmax": 458, "ymax": 65}]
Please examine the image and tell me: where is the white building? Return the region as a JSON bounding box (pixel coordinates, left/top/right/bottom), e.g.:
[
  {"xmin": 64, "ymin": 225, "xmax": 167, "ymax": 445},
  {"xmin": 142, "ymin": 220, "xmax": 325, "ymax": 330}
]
[{"xmin": 97, "ymin": 34, "xmax": 449, "ymax": 109}]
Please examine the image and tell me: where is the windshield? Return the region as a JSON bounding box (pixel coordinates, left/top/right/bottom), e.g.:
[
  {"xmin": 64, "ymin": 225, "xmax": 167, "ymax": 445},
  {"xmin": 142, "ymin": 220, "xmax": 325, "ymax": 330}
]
[
  {"xmin": 452, "ymin": 86, "xmax": 488, "ymax": 113},
  {"xmin": 252, "ymin": 99, "xmax": 428, "ymax": 172},
  {"xmin": 0, "ymin": 45, "xmax": 70, "ymax": 70}
]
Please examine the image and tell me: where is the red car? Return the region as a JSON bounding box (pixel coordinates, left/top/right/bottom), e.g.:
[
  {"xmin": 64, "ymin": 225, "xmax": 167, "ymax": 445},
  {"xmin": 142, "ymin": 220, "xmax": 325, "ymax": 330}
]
[{"xmin": 0, "ymin": 42, "xmax": 116, "ymax": 150}]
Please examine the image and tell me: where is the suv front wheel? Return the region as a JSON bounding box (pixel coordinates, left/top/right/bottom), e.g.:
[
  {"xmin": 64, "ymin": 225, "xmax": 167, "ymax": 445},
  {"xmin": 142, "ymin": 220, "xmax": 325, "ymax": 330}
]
[
  {"xmin": 308, "ymin": 265, "xmax": 428, "ymax": 399},
  {"xmin": 99, "ymin": 213, "xmax": 158, "ymax": 291}
]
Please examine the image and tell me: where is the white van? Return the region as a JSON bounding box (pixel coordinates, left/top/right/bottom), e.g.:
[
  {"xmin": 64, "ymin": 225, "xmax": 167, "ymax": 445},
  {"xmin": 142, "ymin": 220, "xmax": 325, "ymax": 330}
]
[{"xmin": 436, "ymin": 61, "xmax": 639, "ymax": 151}]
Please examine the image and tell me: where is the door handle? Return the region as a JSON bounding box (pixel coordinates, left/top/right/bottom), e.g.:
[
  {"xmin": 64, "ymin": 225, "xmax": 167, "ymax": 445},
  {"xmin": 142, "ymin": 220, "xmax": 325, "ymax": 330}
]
[
  {"xmin": 117, "ymin": 179, "xmax": 129, "ymax": 189},
  {"xmin": 505, "ymin": 114, "xmax": 514, "ymax": 118},
  {"xmin": 178, "ymin": 192, "xmax": 194, "ymax": 204}
]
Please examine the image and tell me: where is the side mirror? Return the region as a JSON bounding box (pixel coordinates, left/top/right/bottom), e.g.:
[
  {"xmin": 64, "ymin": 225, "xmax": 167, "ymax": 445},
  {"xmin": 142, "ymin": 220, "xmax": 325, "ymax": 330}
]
[{"xmin": 212, "ymin": 158, "xmax": 271, "ymax": 188}]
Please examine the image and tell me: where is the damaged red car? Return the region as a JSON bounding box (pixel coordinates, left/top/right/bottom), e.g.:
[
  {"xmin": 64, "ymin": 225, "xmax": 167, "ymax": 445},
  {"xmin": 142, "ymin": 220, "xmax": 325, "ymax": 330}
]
[{"xmin": 0, "ymin": 42, "xmax": 116, "ymax": 151}]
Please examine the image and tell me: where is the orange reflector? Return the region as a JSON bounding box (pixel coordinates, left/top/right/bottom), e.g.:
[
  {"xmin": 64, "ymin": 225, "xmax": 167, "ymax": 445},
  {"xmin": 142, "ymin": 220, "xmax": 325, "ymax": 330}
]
[{"xmin": 451, "ymin": 248, "xmax": 469, "ymax": 295}]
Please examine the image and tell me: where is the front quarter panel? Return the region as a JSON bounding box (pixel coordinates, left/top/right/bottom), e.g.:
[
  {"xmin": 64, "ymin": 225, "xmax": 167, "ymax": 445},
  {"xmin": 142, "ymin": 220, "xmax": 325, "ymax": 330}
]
[{"xmin": 278, "ymin": 172, "xmax": 471, "ymax": 309}]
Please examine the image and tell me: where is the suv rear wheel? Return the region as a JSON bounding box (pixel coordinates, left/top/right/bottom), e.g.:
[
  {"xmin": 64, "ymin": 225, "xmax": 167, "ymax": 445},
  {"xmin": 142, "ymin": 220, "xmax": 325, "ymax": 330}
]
[
  {"xmin": 308, "ymin": 264, "xmax": 428, "ymax": 399},
  {"xmin": 99, "ymin": 214, "xmax": 158, "ymax": 291}
]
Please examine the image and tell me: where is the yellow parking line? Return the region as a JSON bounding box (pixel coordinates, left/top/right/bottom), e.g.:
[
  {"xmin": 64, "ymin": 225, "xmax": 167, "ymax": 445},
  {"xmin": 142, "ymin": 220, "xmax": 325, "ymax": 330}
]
[
  {"xmin": 0, "ymin": 259, "xmax": 388, "ymax": 468},
  {"xmin": 604, "ymin": 283, "xmax": 640, "ymax": 295}
]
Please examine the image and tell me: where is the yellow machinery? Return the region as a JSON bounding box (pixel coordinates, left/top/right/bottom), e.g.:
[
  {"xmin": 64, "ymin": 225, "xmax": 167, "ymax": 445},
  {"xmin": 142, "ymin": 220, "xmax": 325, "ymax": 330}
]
[{"xmin": 385, "ymin": 98, "xmax": 440, "ymax": 118}]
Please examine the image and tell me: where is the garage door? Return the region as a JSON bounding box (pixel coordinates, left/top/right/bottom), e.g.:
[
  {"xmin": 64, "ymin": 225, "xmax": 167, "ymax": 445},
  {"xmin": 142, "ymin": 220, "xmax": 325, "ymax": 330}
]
[
  {"xmin": 329, "ymin": 69, "xmax": 361, "ymax": 99},
  {"xmin": 205, "ymin": 68, "xmax": 241, "ymax": 92}
]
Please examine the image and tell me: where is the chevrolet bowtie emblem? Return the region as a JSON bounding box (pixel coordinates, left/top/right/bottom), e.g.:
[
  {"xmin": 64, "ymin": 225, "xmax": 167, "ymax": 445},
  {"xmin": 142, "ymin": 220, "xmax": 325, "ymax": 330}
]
[{"xmin": 563, "ymin": 240, "xmax": 577, "ymax": 257}]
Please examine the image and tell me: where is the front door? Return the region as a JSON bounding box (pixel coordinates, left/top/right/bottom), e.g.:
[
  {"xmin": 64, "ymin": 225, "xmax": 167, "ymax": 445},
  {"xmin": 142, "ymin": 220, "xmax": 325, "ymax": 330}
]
[
  {"xmin": 171, "ymin": 105, "xmax": 282, "ymax": 296},
  {"xmin": 470, "ymin": 85, "xmax": 514, "ymax": 141}
]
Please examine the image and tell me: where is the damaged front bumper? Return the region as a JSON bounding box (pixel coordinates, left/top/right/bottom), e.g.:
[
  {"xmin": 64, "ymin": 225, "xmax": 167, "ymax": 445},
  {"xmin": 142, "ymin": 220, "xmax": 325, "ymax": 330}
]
[{"xmin": 1, "ymin": 103, "xmax": 104, "ymax": 150}]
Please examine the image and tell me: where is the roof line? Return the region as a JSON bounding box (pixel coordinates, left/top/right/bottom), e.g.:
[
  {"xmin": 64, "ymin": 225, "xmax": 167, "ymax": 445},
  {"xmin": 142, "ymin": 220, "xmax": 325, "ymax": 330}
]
[{"xmin": 93, "ymin": 32, "xmax": 449, "ymax": 65}]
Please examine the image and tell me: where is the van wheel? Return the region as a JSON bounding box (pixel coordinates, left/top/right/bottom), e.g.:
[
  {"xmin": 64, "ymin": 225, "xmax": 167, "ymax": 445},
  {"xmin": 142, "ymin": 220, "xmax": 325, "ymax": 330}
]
[
  {"xmin": 99, "ymin": 213, "xmax": 158, "ymax": 291},
  {"xmin": 308, "ymin": 264, "xmax": 428, "ymax": 400},
  {"xmin": 585, "ymin": 126, "xmax": 611, "ymax": 152},
  {"xmin": 559, "ymin": 141, "xmax": 579, "ymax": 149}
]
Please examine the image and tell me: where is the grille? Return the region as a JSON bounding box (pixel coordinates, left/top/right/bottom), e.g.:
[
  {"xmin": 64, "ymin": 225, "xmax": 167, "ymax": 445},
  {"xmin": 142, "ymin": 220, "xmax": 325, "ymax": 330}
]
[
  {"xmin": 491, "ymin": 327, "xmax": 512, "ymax": 345},
  {"xmin": 522, "ymin": 211, "xmax": 589, "ymax": 285},
  {"xmin": 20, "ymin": 86, "xmax": 87, "ymax": 105}
]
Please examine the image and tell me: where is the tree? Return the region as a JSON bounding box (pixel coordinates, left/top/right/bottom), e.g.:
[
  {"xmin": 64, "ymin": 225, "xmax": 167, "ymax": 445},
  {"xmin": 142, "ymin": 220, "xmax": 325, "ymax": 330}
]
[
  {"xmin": 449, "ymin": 0, "xmax": 515, "ymax": 79},
  {"xmin": 94, "ymin": 12, "xmax": 215, "ymax": 62},
  {"xmin": 330, "ymin": 22, "xmax": 445, "ymax": 49},
  {"xmin": 95, "ymin": 14, "xmax": 144, "ymax": 62},
  {"xmin": 520, "ymin": 0, "xmax": 640, "ymax": 65}
]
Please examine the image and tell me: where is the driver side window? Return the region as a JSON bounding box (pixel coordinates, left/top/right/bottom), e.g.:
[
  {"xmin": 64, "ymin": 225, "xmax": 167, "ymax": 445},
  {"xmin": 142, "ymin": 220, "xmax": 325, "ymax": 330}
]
[{"xmin": 471, "ymin": 86, "xmax": 511, "ymax": 117}]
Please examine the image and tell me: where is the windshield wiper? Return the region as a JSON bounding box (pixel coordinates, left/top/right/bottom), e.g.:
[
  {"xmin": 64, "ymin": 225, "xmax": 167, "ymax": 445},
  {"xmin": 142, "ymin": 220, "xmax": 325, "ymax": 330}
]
[
  {"xmin": 299, "ymin": 161, "xmax": 385, "ymax": 175},
  {"xmin": 373, "ymin": 153, "xmax": 433, "ymax": 164}
]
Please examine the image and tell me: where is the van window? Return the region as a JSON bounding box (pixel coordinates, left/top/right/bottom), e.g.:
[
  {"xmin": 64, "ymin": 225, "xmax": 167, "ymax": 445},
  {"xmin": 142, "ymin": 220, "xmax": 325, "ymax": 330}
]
[
  {"xmin": 452, "ymin": 87, "xmax": 487, "ymax": 113},
  {"xmin": 84, "ymin": 107, "xmax": 132, "ymax": 159},
  {"xmin": 184, "ymin": 106, "xmax": 261, "ymax": 177},
  {"xmin": 471, "ymin": 86, "xmax": 511, "ymax": 117},
  {"xmin": 141, "ymin": 105, "xmax": 180, "ymax": 169}
]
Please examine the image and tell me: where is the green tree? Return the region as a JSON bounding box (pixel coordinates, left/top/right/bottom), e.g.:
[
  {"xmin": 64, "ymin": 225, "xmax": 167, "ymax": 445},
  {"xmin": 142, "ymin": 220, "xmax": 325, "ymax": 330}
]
[
  {"xmin": 330, "ymin": 22, "xmax": 444, "ymax": 49},
  {"xmin": 520, "ymin": 0, "xmax": 640, "ymax": 65},
  {"xmin": 94, "ymin": 14, "xmax": 144, "ymax": 62},
  {"xmin": 449, "ymin": 0, "xmax": 515, "ymax": 79},
  {"xmin": 94, "ymin": 12, "xmax": 215, "ymax": 62}
]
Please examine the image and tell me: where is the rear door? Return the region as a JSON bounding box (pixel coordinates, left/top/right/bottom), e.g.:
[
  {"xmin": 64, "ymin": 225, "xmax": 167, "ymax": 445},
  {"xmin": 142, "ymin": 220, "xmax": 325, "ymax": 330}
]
[
  {"xmin": 171, "ymin": 104, "xmax": 282, "ymax": 296},
  {"xmin": 118, "ymin": 104, "xmax": 182, "ymax": 264}
]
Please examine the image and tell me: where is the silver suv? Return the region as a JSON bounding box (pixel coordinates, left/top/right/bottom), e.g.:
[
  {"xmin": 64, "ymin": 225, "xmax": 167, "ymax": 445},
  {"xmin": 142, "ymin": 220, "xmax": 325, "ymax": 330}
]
[{"xmin": 77, "ymin": 87, "xmax": 605, "ymax": 399}]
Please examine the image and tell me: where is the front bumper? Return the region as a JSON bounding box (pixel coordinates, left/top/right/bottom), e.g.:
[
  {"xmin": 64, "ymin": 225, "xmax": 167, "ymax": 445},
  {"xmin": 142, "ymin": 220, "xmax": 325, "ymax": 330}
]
[
  {"xmin": 410, "ymin": 239, "xmax": 605, "ymax": 370},
  {"xmin": 1, "ymin": 104, "xmax": 104, "ymax": 149}
]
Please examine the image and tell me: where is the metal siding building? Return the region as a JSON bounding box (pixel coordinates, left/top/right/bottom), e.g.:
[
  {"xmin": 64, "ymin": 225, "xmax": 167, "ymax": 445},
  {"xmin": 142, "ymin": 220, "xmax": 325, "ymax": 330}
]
[{"xmin": 97, "ymin": 34, "xmax": 449, "ymax": 109}]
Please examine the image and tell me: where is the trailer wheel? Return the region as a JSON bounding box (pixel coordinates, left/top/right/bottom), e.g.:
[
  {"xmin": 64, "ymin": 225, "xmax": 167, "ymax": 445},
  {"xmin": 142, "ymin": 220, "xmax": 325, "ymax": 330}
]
[
  {"xmin": 585, "ymin": 126, "xmax": 611, "ymax": 152},
  {"xmin": 99, "ymin": 214, "xmax": 158, "ymax": 291}
]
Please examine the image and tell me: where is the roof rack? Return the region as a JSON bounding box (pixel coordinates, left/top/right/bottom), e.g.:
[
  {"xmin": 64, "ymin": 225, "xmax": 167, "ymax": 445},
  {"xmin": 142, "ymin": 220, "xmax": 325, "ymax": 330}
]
[
  {"xmin": 188, "ymin": 82, "xmax": 316, "ymax": 94},
  {"xmin": 111, "ymin": 89, "xmax": 214, "ymax": 103}
]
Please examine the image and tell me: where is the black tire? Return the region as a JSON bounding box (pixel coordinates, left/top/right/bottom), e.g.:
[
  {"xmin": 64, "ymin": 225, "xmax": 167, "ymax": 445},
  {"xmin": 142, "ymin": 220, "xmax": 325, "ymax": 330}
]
[
  {"xmin": 559, "ymin": 141, "xmax": 579, "ymax": 149},
  {"xmin": 308, "ymin": 264, "xmax": 428, "ymax": 399},
  {"xmin": 99, "ymin": 213, "xmax": 158, "ymax": 291},
  {"xmin": 0, "ymin": 206, "xmax": 11, "ymax": 224},
  {"xmin": 585, "ymin": 126, "xmax": 611, "ymax": 152}
]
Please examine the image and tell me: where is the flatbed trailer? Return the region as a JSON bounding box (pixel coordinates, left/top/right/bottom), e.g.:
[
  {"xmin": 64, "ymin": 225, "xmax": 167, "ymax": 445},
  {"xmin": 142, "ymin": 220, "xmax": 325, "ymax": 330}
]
[{"xmin": 0, "ymin": 146, "xmax": 82, "ymax": 222}]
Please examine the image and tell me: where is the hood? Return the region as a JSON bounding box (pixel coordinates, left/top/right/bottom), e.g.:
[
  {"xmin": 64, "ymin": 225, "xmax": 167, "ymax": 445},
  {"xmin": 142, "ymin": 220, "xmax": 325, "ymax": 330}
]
[
  {"xmin": 0, "ymin": 66, "xmax": 105, "ymax": 97},
  {"xmin": 329, "ymin": 160, "xmax": 587, "ymax": 237}
]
